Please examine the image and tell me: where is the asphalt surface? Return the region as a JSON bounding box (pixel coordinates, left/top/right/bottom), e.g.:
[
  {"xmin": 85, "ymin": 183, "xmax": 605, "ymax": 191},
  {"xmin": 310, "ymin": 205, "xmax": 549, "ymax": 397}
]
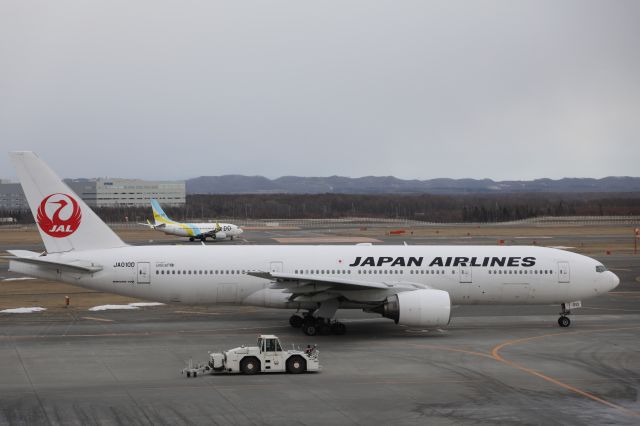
[{"xmin": 1, "ymin": 226, "xmax": 640, "ymax": 425}]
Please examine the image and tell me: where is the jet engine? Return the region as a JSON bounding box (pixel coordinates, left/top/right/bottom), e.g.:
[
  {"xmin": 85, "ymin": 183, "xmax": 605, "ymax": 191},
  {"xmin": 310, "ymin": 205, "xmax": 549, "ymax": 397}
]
[
  {"xmin": 213, "ymin": 232, "xmax": 227, "ymax": 240},
  {"xmin": 371, "ymin": 289, "xmax": 451, "ymax": 327}
]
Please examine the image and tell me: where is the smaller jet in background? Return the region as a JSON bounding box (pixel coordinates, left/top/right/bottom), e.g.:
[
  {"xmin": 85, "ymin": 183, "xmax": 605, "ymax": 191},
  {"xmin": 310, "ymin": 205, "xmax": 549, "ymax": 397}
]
[{"xmin": 142, "ymin": 199, "xmax": 243, "ymax": 242}]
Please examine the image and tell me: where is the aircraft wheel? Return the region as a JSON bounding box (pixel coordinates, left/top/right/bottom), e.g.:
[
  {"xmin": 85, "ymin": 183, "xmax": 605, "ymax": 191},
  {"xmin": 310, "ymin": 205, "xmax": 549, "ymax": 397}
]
[
  {"xmin": 330, "ymin": 322, "xmax": 346, "ymax": 335},
  {"xmin": 302, "ymin": 321, "xmax": 318, "ymax": 336},
  {"xmin": 289, "ymin": 315, "xmax": 303, "ymax": 328},
  {"xmin": 240, "ymin": 357, "xmax": 260, "ymax": 375},
  {"xmin": 558, "ymin": 316, "xmax": 571, "ymax": 327},
  {"xmin": 318, "ymin": 322, "xmax": 331, "ymax": 335},
  {"xmin": 286, "ymin": 356, "xmax": 306, "ymax": 374},
  {"xmin": 189, "ymin": 237, "xmax": 194, "ymax": 242}
]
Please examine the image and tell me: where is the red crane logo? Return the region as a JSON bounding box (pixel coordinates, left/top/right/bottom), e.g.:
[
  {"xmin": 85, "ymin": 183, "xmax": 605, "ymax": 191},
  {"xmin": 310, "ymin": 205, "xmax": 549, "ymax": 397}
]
[{"xmin": 37, "ymin": 193, "xmax": 82, "ymax": 237}]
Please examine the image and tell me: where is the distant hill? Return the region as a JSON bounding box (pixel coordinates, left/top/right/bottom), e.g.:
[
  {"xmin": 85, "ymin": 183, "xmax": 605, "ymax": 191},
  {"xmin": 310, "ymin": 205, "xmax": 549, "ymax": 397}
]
[{"xmin": 186, "ymin": 175, "xmax": 640, "ymax": 194}]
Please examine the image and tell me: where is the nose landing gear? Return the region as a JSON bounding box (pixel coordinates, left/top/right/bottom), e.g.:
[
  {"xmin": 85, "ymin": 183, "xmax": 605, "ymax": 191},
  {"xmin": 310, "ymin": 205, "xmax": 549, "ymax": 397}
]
[{"xmin": 558, "ymin": 303, "xmax": 571, "ymax": 327}]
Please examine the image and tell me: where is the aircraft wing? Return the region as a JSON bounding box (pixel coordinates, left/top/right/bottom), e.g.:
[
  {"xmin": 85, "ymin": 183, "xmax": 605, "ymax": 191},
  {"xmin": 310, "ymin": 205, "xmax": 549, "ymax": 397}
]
[
  {"xmin": 138, "ymin": 220, "xmax": 165, "ymax": 229},
  {"xmin": 247, "ymin": 271, "xmax": 426, "ymax": 295}
]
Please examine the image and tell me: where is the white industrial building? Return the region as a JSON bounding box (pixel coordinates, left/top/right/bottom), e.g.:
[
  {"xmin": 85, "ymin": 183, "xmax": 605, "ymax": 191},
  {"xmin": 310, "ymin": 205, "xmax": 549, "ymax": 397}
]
[{"xmin": 0, "ymin": 178, "xmax": 185, "ymax": 210}]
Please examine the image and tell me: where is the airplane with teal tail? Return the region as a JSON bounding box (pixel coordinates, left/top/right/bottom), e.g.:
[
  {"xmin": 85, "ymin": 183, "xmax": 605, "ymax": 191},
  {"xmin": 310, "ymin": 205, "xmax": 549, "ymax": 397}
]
[{"xmin": 143, "ymin": 199, "xmax": 243, "ymax": 242}]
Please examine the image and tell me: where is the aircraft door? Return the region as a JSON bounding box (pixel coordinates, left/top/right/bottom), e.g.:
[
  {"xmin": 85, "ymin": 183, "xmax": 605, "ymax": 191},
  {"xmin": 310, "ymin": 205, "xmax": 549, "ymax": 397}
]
[
  {"xmin": 558, "ymin": 262, "xmax": 570, "ymax": 283},
  {"xmin": 218, "ymin": 284, "xmax": 237, "ymax": 303},
  {"xmin": 137, "ymin": 262, "xmax": 150, "ymax": 284},
  {"xmin": 459, "ymin": 266, "xmax": 472, "ymax": 283},
  {"xmin": 270, "ymin": 262, "xmax": 283, "ymax": 273}
]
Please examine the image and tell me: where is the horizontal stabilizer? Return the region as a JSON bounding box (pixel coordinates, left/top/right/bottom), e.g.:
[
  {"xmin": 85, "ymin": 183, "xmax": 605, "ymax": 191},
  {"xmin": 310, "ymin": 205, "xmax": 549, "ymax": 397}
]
[{"xmin": 4, "ymin": 250, "xmax": 103, "ymax": 273}]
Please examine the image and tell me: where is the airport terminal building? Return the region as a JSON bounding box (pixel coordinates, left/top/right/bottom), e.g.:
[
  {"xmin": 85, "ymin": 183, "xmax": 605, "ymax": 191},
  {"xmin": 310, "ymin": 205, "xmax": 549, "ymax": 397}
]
[{"xmin": 0, "ymin": 178, "xmax": 185, "ymax": 209}]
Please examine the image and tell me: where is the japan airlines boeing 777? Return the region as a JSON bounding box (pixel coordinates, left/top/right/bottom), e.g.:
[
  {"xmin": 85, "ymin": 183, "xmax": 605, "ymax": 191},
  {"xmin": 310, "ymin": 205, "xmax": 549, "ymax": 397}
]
[
  {"xmin": 141, "ymin": 199, "xmax": 243, "ymax": 242},
  {"xmin": 6, "ymin": 152, "xmax": 619, "ymax": 335}
]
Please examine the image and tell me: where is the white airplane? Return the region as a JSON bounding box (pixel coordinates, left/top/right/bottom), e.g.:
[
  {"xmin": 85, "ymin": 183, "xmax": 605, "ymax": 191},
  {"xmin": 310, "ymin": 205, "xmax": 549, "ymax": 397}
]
[
  {"xmin": 142, "ymin": 198, "xmax": 243, "ymax": 242},
  {"xmin": 6, "ymin": 152, "xmax": 620, "ymax": 336}
]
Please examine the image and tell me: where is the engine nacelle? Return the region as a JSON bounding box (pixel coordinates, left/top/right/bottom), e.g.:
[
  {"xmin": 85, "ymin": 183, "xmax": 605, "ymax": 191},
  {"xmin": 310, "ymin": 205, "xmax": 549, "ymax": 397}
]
[
  {"xmin": 375, "ymin": 289, "xmax": 451, "ymax": 327},
  {"xmin": 213, "ymin": 231, "xmax": 227, "ymax": 240}
]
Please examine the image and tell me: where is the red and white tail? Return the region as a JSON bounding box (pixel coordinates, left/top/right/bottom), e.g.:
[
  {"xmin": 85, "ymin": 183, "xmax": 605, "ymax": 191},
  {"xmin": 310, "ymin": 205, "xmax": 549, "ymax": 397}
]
[{"xmin": 10, "ymin": 151, "xmax": 126, "ymax": 253}]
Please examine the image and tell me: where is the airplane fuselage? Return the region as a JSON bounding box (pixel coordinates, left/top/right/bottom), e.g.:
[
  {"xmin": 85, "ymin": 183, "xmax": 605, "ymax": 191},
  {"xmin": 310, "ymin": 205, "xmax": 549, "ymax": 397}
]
[
  {"xmin": 10, "ymin": 245, "xmax": 618, "ymax": 310},
  {"xmin": 160, "ymin": 222, "xmax": 242, "ymax": 240}
]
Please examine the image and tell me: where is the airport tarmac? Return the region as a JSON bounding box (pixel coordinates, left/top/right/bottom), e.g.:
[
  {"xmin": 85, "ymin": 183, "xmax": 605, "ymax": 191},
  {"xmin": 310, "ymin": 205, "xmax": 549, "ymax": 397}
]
[{"xmin": 1, "ymin": 224, "xmax": 640, "ymax": 425}]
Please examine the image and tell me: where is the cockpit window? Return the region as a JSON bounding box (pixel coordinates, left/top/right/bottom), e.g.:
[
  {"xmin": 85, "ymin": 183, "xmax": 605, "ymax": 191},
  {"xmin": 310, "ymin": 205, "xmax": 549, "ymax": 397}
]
[{"xmin": 595, "ymin": 265, "xmax": 607, "ymax": 273}]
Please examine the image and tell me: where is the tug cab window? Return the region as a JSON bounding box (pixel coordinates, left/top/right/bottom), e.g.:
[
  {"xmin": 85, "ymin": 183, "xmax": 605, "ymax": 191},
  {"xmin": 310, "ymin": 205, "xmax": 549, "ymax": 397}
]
[{"xmin": 260, "ymin": 338, "xmax": 281, "ymax": 352}]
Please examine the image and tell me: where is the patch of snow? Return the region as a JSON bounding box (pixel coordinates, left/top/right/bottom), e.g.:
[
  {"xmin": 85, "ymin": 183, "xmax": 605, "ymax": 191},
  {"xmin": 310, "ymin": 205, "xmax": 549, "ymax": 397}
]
[
  {"xmin": 88, "ymin": 302, "xmax": 164, "ymax": 311},
  {"xmin": 129, "ymin": 302, "xmax": 165, "ymax": 308},
  {"xmin": 1, "ymin": 307, "xmax": 47, "ymax": 314}
]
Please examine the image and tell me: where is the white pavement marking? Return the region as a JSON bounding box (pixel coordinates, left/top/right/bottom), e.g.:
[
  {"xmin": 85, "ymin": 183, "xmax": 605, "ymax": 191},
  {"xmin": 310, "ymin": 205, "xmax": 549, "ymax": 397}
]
[{"xmin": 82, "ymin": 316, "xmax": 115, "ymax": 322}]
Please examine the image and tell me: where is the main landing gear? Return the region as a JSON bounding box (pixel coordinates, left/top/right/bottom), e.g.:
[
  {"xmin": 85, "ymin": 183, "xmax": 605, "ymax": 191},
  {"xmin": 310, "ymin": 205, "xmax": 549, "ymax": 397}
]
[
  {"xmin": 289, "ymin": 313, "xmax": 346, "ymax": 336},
  {"xmin": 558, "ymin": 303, "xmax": 571, "ymax": 328}
]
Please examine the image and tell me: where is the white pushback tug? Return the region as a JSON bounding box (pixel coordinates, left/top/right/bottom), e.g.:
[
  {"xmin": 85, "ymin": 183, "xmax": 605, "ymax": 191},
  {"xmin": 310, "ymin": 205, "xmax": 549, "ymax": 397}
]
[{"xmin": 181, "ymin": 335, "xmax": 320, "ymax": 377}]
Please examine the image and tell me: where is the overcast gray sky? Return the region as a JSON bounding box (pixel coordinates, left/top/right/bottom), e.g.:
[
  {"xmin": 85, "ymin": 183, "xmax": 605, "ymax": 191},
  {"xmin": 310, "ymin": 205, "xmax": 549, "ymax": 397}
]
[{"xmin": 1, "ymin": 1, "xmax": 639, "ymax": 181}]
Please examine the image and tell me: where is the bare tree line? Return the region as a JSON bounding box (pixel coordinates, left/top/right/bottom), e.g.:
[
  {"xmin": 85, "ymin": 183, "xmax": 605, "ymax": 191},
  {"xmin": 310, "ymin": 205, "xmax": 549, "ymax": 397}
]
[{"xmin": 4, "ymin": 193, "xmax": 640, "ymax": 224}]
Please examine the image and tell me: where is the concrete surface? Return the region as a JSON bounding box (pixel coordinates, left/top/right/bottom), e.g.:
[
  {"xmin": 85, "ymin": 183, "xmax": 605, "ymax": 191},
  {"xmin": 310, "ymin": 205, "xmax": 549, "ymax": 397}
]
[{"xmin": 1, "ymin": 224, "xmax": 639, "ymax": 425}]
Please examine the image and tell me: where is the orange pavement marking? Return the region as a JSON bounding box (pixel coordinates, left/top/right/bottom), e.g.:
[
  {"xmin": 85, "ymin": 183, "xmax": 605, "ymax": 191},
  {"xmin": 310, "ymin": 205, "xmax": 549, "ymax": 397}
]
[
  {"xmin": 491, "ymin": 326, "xmax": 640, "ymax": 418},
  {"xmin": 414, "ymin": 326, "xmax": 640, "ymax": 417}
]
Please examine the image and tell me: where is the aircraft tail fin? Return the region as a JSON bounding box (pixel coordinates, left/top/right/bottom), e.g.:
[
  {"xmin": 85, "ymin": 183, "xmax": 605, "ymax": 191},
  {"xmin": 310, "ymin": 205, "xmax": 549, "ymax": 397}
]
[
  {"xmin": 150, "ymin": 199, "xmax": 173, "ymax": 225},
  {"xmin": 9, "ymin": 151, "xmax": 127, "ymax": 253}
]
